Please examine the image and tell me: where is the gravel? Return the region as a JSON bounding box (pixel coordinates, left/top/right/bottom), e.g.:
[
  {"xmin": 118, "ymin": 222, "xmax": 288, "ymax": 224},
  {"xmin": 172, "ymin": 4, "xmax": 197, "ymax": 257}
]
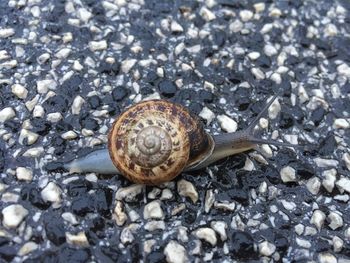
[{"xmin": 1, "ymin": 0, "xmax": 350, "ymax": 262}]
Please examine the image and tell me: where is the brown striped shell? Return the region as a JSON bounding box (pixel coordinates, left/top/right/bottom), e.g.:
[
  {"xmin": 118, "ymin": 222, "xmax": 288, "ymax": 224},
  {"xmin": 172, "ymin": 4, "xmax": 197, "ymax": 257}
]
[{"xmin": 108, "ymin": 100, "xmax": 214, "ymax": 185}]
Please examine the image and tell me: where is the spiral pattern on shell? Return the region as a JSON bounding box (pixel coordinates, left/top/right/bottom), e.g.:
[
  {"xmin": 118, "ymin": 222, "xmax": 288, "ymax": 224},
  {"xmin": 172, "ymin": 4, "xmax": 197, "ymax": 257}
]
[{"xmin": 108, "ymin": 100, "xmax": 193, "ymax": 185}]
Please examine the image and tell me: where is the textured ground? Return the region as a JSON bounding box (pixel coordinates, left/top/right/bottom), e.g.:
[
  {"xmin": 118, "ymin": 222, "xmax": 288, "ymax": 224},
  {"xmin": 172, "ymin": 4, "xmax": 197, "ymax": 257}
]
[{"xmin": 1, "ymin": 0, "xmax": 350, "ymax": 262}]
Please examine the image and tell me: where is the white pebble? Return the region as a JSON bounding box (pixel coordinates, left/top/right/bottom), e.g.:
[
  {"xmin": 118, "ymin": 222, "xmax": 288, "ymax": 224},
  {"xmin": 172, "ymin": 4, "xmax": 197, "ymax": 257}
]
[
  {"xmin": 296, "ymin": 237, "xmax": 311, "ymax": 248},
  {"xmin": 0, "ymin": 28, "xmax": 15, "ymax": 38},
  {"xmin": 322, "ymin": 169, "xmax": 336, "ymax": 193},
  {"xmin": 0, "ymin": 107, "xmax": 15, "ymax": 122},
  {"xmin": 248, "ymin": 51, "xmax": 260, "ymax": 60},
  {"xmin": 199, "ymin": 7, "xmax": 216, "ymax": 21},
  {"xmin": 18, "ymin": 241, "xmax": 38, "ymax": 256},
  {"xmin": 333, "ymin": 236, "xmax": 343, "ymax": 253},
  {"xmin": 259, "ymin": 240, "xmax": 276, "ymax": 256},
  {"xmin": 199, "ymin": 107, "xmax": 215, "ymax": 124},
  {"xmin": 164, "ymin": 241, "xmax": 188, "ymax": 263},
  {"xmin": 62, "ymin": 212, "xmax": 79, "ymax": 225},
  {"xmin": 1, "ymin": 204, "xmax": 28, "ymax": 229},
  {"xmin": 71, "ymin": 96, "xmax": 85, "ymax": 115},
  {"xmin": 66, "ymin": 231, "xmax": 89, "ymax": 247},
  {"xmin": 314, "ymin": 158, "xmax": 339, "ymax": 168},
  {"xmin": 318, "ymin": 253, "xmax": 337, "ymax": 263},
  {"xmin": 343, "ymin": 153, "xmax": 350, "ymax": 171},
  {"xmin": 33, "ymin": 105, "xmax": 45, "ymax": 118},
  {"xmin": 251, "ymin": 67, "xmax": 265, "ymax": 79},
  {"xmin": 16, "ymin": 167, "xmax": 33, "ymax": 181},
  {"xmin": 177, "ymin": 179, "xmax": 198, "ymax": 203},
  {"xmin": 217, "ymin": 115, "xmax": 237, "ymax": 133},
  {"xmin": 47, "ymin": 112, "xmax": 63, "ymax": 122},
  {"xmin": 268, "ymin": 98, "xmax": 281, "ymax": 119},
  {"xmin": 36, "ymin": 79, "xmax": 57, "ymax": 93},
  {"xmin": 328, "ymin": 212, "xmax": 343, "ymax": 230},
  {"xmin": 19, "ymin": 129, "xmax": 39, "ymax": 145},
  {"xmin": 11, "ymin": 84, "xmax": 28, "ymax": 99},
  {"xmin": 254, "ymin": 3, "xmax": 265, "ymax": 12},
  {"xmin": 61, "ymin": 131, "xmax": 78, "ymax": 140},
  {"xmin": 211, "ymin": 221, "xmax": 227, "ymax": 241},
  {"xmin": 143, "ymin": 201, "xmax": 164, "ymax": 220},
  {"xmin": 23, "ymin": 147, "xmax": 44, "ymax": 157},
  {"xmin": 194, "ymin": 227, "xmax": 217, "ymax": 246},
  {"xmin": 336, "ymin": 177, "xmax": 350, "ymax": 194},
  {"xmin": 55, "ymin": 48, "xmax": 71, "ymax": 59},
  {"xmin": 264, "ymin": 44, "xmax": 278, "ymax": 57},
  {"xmin": 115, "ymin": 184, "xmax": 143, "ymax": 202},
  {"xmin": 160, "ymin": 189, "xmax": 173, "ymax": 200},
  {"xmin": 144, "ymin": 220, "xmax": 165, "ymax": 231},
  {"xmin": 310, "ymin": 210, "xmax": 326, "ymax": 231},
  {"xmin": 337, "ymin": 63, "xmax": 350, "ymax": 78},
  {"xmin": 77, "ymin": 8, "xmax": 92, "ymax": 22},
  {"xmin": 229, "ymin": 20, "xmax": 243, "ymax": 33},
  {"xmin": 89, "ymin": 40, "xmax": 107, "ymax": 51},
  {"xmin": 41, "ymin": 182, "xmax": 62, "ymax": 204},
  {"xmin": 333, "ymin": 118, "xmax": 349, "ymax": 129},
  {"xmin": 121, "ymin": 59, "xmax": 137, "ymax": 73},
  {"xmin": 324, "ymin": 23, "xmax": 338, "ymax": 37},
  {"xmin": 269, "ymin": 8, "xmax": 282, "ymax": 17},
  {"xmin": 306, "ymin": 177, "xmax": 321, "ymax": 195},
  {"xmin": 240, "ymin": 10, "xmax": 254, "ymax": 22},
  {"xmin": 280, "ymin": 166, "xmax": 296, "ymax": 183},
  {"xmin": 171, "ymin": 21, "xmax": 183, "ymax": 32}
]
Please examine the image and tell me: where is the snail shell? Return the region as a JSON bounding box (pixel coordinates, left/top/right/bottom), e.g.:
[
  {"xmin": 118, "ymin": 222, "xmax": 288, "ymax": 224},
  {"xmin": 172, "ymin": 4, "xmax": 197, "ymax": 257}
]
[{"xmin": 108, "ymin": 100, "xmax": 214, "ymax": 185}]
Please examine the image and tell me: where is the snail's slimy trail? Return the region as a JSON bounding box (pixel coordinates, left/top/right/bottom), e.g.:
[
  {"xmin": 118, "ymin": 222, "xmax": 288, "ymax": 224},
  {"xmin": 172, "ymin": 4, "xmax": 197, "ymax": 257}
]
[{"xmin": 64, "ymin": 149, "xmax": 119, "ymax": 174}]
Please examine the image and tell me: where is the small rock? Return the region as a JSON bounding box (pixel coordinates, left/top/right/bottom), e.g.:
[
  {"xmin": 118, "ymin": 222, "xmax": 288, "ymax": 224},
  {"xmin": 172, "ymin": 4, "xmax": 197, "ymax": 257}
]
[
  {"xmin": 36, "ymin": 79, "xmax": 57, "ymax": 93},
  {"xmin": 343, "ymin": 153, "xmax": 350, "ymax": 171},
  {"xmin": 66, "ymin": 232, "xmax": 89, "ymax": 247},
  {"xmin": 199, "ymin": 107, "xmax": 215, "ymax": 124},
  {"xmin": 194, "ymin": 227, "xmax": 217, "ymax": 246},
  {"xmin": 217, "ymin": 115, "xmax": 237, "ymax": 132},
  {"xmin": 280, "ymin": 166, "xmax": 296, "ymax": 183},
  {"xmin": 314, "ymin": 158, "xmax": 339, "ymax": 168},
  {"xmin": 318, "ymin": 253, "xmax": 337, "ymax": 263},
  {"xmin": 240, "ymin": 10, "xmax": 254, "ymax": 22},
  {"xmin": 55, "ymin": 48, "xmax": 71, "ymax": 59},
  {"xmin": 11, "ymin": 84, "xmax": 28, "ymax": 99},
  {"xmin": 19, "ymin": 129, "xmax": 39, "ymax": 145},
  {"xmin": 296, "ymin": 237, "xmax": 311, "ymax": 248},
  {"xmin": 171, "ymin": 21, "xmax": 183, "ymax": 32},
  {"xmin": 311, "ymin": 210, "xmax": 326, "ymax": 231},
  {"xmin": 144, "ymin": 220, "xmax": 166, "ymax": 231},
  {"xmin": 164, "ymin": 241, "xmax": 188, "ymax": 263},
  {"xmin": 254, "ymin": 3, "xmax": 265, "ymax": 12},
  {"xmin": 23, "ymin": 147, "xmax": 44, "ymax": 157},
  {"xmin": 120, "ymin": 227, "xmax": 134, "ymax": 244},
  {"xmin": 71, "ymin": 96, "xmax": 85, "ymax": 115},
  {"xmin": 211, "ymin": 221, "xmax": 227, "ymax": 241},
  {"xmin": 251, "ymin": 67, "xmax": 265, "ymax": 80},
  {"xmin": 160, "ymin": 189, "xmax": 173, "ymax": 200},
  {"xmin": 338, "ymin": 62, "xmax": 350, "ymax": 78},
  {"xmin": 328, "ymin": 212, "xmax": 343, "ymax": 230},
  {"xmin": 41, "ymin": 182, "xmax": 62, "ymax": 204},
  {"xmin": 259, "ymin": 240, "xmax": 276, "ymax": 256},
  {"xmin": 229, "ymin": 20, "xmax": 243, "ymax": 33},
  {"xmin": 115, "ymin": 184, "xmax": 143, "ymax": 202},
  {"xmin": 264, "ymin": 44, "xmax": 278, "ymax": 57},
  {"xmin": 306, "ymin": 177, "xmax": 321, "ymax": 195},
  {"xmin": 89, "ymin": 40, "xmax": 108, "ymax": 51},
  {"xmin": 2, "ymin": 204, "xmax": 28, "ymax": 229},
  {"xmin": 324, "ymin": 24, "xmax": 338, "ymax": 37},
  {"xmin": 177, "ymin": 179, "xmax": 198, "ymax": 203},
  {"xmin": 15, "ymin": 167, "xmax": 33, "ymax": 181},
  {"xmin": 333, "ymin": 118, "xmax": 350, "ymax": 129},
  {"xmin": 0, "ymin": 107, "xmax": 16, "ymax": 122},
  {"xmin": 33, "ymin": 105, "xmax": 45, "ymax": 118},
  {"xmin": 322, "ymin": 169, "xmax": 336, "ymax": 193},
  {"xmin": 61, "ymin": 212, "xmax": 78, "ymax": 225},
  {"xmin": 268, "ymin": 98, "xmax": 281, "ymax": 119},
  {"xmin": 121, "ymin": 59, "xmax": 137, "ymax": 73},
  {"xmin": 0, "ymin": 28, "xmax": 15, "ymax": 38},
  {"xmin": 61, "ymin": 131, "xmax": 78, "ymax": 140},
  {"xmin": 199, "ymin": 7, "xmax": 216, "ymax": 21},
  {"xmin": 113, "ymin": 201, "xmax": 127, "ymax": 226},
  {"xmin": 18, "ymin": 241, "xmax": 38, "ymax": 256},
  {"xmin": 205, "ymin": 189, "xmax": 215, "ymax": 213},
  {"xmin": 77, "ymin": 8, "xmax": 92, "ymax": 22},
  {"xmin": 333, "ymin": 236, "xmax": 343, "ymax": 253},
  {"xmin": 143, "ymin": 201, "xmax": 164, "ymax": 220},
  {"xmin": 336, "ymin": 177, "xmax": 350, "ymax": 194}
]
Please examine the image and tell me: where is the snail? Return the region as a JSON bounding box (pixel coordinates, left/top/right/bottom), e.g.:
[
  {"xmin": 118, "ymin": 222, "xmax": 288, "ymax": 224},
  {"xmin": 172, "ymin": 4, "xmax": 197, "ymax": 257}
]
[{"xmin": 63, "ymin": 94, "xmax": 298, "ymax": 185}]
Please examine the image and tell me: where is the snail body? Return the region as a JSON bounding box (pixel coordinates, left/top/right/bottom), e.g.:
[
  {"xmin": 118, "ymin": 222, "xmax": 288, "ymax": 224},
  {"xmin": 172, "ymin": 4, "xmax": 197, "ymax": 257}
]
[{"xmin": 64, "ymin": 94, "xmax": 293, "ymax": 185}]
